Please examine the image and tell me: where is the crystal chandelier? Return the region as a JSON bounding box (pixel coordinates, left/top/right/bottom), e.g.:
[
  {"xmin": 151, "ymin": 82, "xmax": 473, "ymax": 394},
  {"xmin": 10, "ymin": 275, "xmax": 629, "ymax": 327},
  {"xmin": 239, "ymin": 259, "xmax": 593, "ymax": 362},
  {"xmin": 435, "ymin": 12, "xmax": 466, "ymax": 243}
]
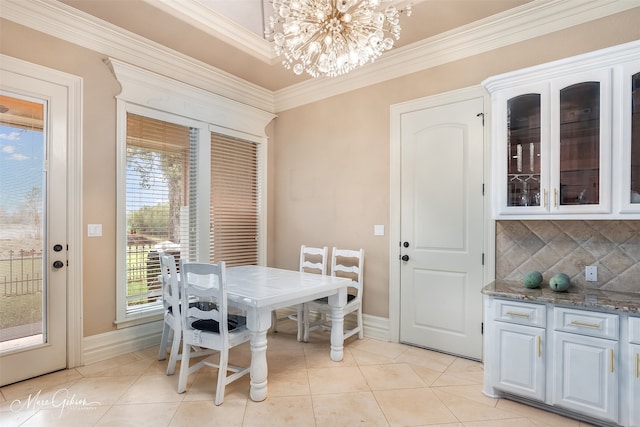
[{"xmin": 265, "ymin": 0, "xmax": 412, "ymax": 78}]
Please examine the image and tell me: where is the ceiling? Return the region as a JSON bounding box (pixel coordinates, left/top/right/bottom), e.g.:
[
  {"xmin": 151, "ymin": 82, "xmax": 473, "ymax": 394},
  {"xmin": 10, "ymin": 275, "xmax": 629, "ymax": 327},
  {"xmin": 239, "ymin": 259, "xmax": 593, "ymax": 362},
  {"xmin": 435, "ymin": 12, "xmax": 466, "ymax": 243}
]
[{"xmin": 57, "ymin": 0, "xmax": 531, "ymax": 91}]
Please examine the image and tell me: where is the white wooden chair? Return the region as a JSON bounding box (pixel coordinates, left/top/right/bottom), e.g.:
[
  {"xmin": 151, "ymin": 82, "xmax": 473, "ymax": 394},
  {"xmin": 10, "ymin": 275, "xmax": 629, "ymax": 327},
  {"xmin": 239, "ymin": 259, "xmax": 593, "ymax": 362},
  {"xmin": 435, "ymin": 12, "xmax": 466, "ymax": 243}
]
[
  {"xmin": 271, "ymin": 245, "xmax": 328, "ymax": 341},
  {"xmin": 303, "ymin": 247, "xmax": 364, "ymax": 342},
  {"xmin": 158, "ymin": 253, "xmax": 213, "ymax": 375},
  {"xmin": 177, "ymin": 261, "xmax": 250, "ymax": 405},
  {"xmin": 157, "ymin": 253, "xmax": 182, "ymax": 375}
]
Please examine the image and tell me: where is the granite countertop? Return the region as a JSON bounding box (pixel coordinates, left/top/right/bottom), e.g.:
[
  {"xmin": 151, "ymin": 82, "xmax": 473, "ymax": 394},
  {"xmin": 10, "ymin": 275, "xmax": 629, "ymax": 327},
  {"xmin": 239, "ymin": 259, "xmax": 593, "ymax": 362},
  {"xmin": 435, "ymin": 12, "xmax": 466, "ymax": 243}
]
[{"xmin": 482, "ymin": 280, "xmax": 640, "ymax": 315}]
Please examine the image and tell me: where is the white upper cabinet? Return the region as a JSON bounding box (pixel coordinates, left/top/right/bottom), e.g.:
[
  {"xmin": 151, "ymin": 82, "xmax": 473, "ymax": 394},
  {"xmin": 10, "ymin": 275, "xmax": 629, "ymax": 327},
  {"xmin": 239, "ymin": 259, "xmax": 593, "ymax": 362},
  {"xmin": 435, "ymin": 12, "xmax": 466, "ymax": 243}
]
[
  {"xmin": 484, "ymin": 41, "xmax": 640, "ymax": 219},
  {"xmin": 620, "ymin": 59, "xmax": 640, "ymax": 214}
]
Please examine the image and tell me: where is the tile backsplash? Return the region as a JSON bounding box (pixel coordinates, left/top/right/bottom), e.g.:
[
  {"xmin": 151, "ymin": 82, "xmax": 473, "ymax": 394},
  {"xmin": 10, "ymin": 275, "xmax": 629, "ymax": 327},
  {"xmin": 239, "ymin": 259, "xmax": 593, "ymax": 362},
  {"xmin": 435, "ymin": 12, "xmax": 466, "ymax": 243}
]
[{"xmin": 496, "ymin": 220, "xmax": 640, "ymax": 293}]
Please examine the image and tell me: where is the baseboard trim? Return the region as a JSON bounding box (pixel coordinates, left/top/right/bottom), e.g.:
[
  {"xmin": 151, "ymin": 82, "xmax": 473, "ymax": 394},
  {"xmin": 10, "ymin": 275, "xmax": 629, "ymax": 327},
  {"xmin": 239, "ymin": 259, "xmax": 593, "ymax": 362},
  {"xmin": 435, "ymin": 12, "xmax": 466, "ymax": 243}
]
[
  {"xmin": 83, "ymin": 321, "xmax": 164, "ymax": 365},
  {"xmin": 82, "ymin": 314, "xmax": 392, "ymax": 365},
  {"xmin": 362, "ymin": 314, "xmax": 391, "ymax": 341}
]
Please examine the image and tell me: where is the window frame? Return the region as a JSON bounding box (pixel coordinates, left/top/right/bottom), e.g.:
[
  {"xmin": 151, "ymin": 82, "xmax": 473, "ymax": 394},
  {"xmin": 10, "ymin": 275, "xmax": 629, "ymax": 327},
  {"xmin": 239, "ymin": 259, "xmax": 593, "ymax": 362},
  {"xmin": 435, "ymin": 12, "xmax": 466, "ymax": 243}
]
[{"xmin": 111, "ymin": 59, "xmax": 274, "ymax": 327}]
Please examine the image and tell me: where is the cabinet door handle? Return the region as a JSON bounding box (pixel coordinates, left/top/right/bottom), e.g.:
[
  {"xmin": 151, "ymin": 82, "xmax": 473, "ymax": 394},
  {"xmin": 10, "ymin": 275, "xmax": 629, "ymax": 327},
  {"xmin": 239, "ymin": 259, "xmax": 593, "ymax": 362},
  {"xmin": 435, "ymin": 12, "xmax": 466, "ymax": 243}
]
[
  {"xmin": 553, "ymin": 188, "xmax": 557, "ymax": 208},
  {"xmin": 537, "ymin": 336, "xmax": 541, "ymax": 358},
  {"xmin": 610, "ymin": 349, "xmax": 614, "ymax": 373},
  {"xmin": 543, "ymin": 189, "xmax": 548, "ymax": 208},
  {"xmin": 570, "ymin": 320, "xmax": 600, "ymax": 329},
  {"xmin": 506, "ymin": 311, "xmax": 530, "ymax": 318},
  {"xmin": 636, "ymin": 353, "xmax": 639, "ymax": 378}
]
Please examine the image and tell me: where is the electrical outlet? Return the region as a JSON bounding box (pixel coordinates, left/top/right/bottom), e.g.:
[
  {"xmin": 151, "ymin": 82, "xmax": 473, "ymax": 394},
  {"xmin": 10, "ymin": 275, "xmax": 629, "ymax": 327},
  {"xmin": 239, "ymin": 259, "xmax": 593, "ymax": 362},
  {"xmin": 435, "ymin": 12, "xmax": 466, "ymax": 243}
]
[{"xmin": 585, "ymin": 265, "xmax": 598, "ymax": 282}]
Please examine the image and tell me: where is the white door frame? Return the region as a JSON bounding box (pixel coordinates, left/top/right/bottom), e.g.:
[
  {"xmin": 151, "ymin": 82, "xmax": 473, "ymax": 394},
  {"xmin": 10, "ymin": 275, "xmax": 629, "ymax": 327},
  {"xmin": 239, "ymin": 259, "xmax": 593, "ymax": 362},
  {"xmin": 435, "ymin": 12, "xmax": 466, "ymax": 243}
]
[
  {"xmin": 1, "ymin": 55, "xmax": 83, "ymax": 369},
  {"xmin": 389, "ymin": 85, "xmax": 495, "ymax": 347}
]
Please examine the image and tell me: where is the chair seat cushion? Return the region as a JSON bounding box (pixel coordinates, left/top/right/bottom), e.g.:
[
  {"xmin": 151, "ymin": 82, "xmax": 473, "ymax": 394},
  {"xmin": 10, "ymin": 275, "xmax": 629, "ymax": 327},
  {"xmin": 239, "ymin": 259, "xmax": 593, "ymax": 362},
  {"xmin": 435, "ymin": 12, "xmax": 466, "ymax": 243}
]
[
  {"xmin": 314, "ymin": 294, "xmax": 357, "ymax": 304},
  {"xmin": 191, "ymin": 314, "xmax": 246, "ymax": 333}
]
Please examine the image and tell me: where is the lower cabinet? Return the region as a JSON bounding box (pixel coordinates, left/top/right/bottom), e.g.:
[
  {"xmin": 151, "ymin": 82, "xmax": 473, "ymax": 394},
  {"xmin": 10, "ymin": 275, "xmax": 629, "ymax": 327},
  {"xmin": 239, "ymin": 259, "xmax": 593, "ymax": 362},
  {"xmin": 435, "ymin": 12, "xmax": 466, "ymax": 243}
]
[
  {"xmin": 630, "ymin": 316, "xmax": 640, "ymax": 427},
  {"xmin": 495, "ymin": 322, "xmax": 545, "ymax": 401},
  {"xmin": 552, "ymin": 331, "xmax": 618, "ymax": 423},
  {"xmin": 483, "ymin": 297, "xmax": 638, "ymax": 426},
  {"xmin": 631, "ymin": 344, "xmax": 640, "ymax": 427}
]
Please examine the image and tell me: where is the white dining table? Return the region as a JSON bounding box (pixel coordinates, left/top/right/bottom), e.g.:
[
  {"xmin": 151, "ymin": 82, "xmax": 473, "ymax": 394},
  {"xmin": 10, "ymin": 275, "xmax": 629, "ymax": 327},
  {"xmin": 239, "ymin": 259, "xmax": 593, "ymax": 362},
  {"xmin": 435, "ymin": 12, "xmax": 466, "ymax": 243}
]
[{"xmin": 225, "ymin": 265, "xmax": 353, "ymax": 402}]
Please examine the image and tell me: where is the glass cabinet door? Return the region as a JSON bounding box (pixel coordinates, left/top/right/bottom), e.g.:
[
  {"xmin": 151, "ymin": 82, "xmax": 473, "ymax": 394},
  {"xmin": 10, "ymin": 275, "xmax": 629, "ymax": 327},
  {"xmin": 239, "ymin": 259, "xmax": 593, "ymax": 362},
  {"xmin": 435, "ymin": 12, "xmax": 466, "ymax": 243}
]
[
  {"xmin": 507, "ymin": 94, "xmax": 541, "ymax": 207},
  {"xmin": 558, "ymin": 82, "xmax": 600, "ymax": 206},
  {"xmin": 631, "ymin": 71, "xmax": 640, "ymax": 204}
]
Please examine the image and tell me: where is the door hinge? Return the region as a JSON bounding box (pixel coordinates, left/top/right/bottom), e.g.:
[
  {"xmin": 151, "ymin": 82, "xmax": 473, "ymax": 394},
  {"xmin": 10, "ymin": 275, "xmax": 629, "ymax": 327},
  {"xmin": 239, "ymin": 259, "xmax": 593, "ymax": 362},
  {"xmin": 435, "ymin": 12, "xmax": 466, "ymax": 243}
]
[
  {"xmin": 482, "ymin": 253, "xmax": 485, "ymax": 265},
  {"xmin": 482, "ymin": 183, "xmax": 485, "ymax": 195},
  {"xmin": 477, "ymin": 112, "xmax": 485, "ymax": 126},
  {"xmin": 481, "ymin": 322, "xmax": 484, "ymax": 334}
]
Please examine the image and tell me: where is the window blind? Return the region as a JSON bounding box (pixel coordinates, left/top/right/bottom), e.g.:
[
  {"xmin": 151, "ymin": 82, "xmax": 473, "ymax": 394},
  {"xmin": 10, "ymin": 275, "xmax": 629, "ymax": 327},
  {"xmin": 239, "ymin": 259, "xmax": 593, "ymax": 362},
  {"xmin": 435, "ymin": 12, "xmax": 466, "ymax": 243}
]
[
  {"xmin": 209, "ymin": 133, "xmax": 259, "ymax": 266},
  {"xmin": 125, "ymin": 113, "xmax": 192, "ymax": 309}
]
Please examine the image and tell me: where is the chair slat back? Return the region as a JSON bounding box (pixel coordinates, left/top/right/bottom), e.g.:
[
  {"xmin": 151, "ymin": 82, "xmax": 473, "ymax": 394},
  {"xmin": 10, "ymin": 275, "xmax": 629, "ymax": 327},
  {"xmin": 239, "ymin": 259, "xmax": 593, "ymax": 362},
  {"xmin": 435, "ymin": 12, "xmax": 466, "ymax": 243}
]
[
  {"xmin": 180, "ymin": 261, "xmax": 228, "ymax": 334},
  {"xmin": 331, "ymin": 248, "xmax": 364, "ymax": 292},
  {"xmin": 300, "ymin": 245, "xmax": 329, "ymax": 275},
  {"xmin": 159, "ymin": 253, "xmax": 180, "ymax": 315}
]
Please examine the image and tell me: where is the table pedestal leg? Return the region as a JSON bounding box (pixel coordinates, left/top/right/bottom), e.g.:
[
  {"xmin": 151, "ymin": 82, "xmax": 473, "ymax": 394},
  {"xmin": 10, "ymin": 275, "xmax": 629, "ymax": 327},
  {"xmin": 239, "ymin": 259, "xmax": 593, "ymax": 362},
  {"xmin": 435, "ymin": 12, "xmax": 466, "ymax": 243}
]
[
  {"xmin": 328, "ymin": 287, "xmax": 347, "ymax": 362},
  {"xmin": 330, "ymin": 305, "xmax": 345, "ymax": 361},
  {"xmin": 249, "ymin": 330, "xmax": 268, "ymax": 401}
]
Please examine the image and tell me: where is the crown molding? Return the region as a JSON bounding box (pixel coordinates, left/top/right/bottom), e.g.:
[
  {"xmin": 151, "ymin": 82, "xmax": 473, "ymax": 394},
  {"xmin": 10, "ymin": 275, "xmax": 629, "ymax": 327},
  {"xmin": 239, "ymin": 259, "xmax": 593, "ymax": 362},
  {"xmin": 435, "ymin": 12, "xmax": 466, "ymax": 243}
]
[
  {"xmin": 107, "ymin": 58, "xmax": 276, "ymax": 138},
  {"xmin": 149, "ymin": 0, "xmax": 420, "ymax": 66},
  {"xmin": 273, "ymin": 0, "xmax": 640, "ymax": 111},
  {"xmin": 0, "ymin": 0, "xmax": 277, "ymax": 113},
  {"xmin": 2, "ymin": 0, "xmax": 638, "ymax": 114},
  {"xmin": 144, "ymin": 0, "xmax": 276, "ymax": 64},
  {"xmin": 482, "ymin": 38, "xmax": 640, "ymax": 93}
]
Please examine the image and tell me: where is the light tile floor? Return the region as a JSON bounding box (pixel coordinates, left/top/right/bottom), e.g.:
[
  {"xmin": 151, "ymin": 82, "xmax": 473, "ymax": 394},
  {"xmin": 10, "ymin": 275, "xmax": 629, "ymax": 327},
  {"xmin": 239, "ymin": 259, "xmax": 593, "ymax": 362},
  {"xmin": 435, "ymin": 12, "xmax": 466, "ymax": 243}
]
[{"xmin": 0, "ymin": 323, "xmax": 598, "ymax": 427}]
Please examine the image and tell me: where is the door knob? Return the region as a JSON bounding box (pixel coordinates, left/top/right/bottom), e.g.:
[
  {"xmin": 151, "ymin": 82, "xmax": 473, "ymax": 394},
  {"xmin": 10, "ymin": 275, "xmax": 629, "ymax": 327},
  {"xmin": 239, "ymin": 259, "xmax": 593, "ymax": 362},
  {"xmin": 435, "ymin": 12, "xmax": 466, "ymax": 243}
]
[
  {"xmin": 401, "ymin": 254, "xmax": 409, "ymax": 262},
  {"xmin": 403, "ymin": 241, "xmax": 410, "ymax": 248},
  {"xmin": 53, "ymin": 260, "xmax": 64, "ymax": 269},
  {"xmin": 53, "ymin": 244, "xmax": 63, "ymax": 252}
]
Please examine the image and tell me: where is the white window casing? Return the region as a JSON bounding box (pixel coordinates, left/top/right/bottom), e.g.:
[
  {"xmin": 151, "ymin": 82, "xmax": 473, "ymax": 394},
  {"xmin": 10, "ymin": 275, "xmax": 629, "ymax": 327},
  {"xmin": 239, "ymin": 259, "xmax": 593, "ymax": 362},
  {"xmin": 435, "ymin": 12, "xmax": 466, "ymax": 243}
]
[{"xmin": 109, "ymin": 58, "xmax": 275, "ymax": 327}]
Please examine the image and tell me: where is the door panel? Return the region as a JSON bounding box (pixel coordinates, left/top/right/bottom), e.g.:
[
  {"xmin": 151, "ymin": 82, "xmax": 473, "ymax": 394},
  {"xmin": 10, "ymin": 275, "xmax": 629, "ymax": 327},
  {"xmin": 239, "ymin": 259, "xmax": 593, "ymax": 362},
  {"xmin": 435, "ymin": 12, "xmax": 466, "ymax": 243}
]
[
  {"xmin": 413, "ymin": 125, "xmax": 465, "ymax": 250},
  {"xmin": 0, "ymin": 72, "xmax": 68, "ymax": 386},
  {"xmin": 400, "ymin": 97, "xmax": 484, "ymax": 360},
  {"xmin": 413, "ymin": 270, "xmax": 466, "ymax": 334}
]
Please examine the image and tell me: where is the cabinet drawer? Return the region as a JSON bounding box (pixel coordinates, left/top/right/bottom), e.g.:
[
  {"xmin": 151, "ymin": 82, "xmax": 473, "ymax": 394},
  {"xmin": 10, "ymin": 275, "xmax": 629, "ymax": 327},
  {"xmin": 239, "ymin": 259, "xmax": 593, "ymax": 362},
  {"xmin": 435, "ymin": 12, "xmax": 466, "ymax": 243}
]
[
  {"xmin": 553, "ymin": 307, "xmax": 618, "ymax": 340},
  {"xmin": 630, "ymin": 317, "xmax": 640, "ymax": 344},
  {"xmin": 494, "ymin": 299, "xmax": 546, "ymax": 327}
]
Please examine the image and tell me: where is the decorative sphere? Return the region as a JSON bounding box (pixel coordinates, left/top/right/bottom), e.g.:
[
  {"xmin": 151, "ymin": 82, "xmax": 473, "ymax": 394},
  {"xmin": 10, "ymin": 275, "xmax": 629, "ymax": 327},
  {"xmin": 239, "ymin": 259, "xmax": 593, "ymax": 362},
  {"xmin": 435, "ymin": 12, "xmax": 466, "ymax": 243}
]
[
  {"xmin": 549, "ymin": 273, "xmax": 571, "ymax": 292},
  {"xmin": 293, "ymin": 64, "xmax": 304, "ymax": 75},
  {"xmin": 522, "ymin": 271, "xmax": 543, "ymax": 288},
  {"xmin": 279, "ymin": 6, "xmax": 291, "ymax": 18}
]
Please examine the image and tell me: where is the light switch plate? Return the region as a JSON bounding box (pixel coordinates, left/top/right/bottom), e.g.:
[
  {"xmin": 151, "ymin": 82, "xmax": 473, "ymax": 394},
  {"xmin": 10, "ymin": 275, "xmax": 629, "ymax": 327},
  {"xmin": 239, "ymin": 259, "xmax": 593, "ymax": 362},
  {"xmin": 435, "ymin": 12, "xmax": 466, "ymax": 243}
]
[
  {"xmin": 374, "ymin": 225, "xmax": 384, "ymax": 236},
  {"xmin": 585, "ymin": 265, "xmax": 597, "ymax": 282},
  {"xmin": 88, "ymin": 223, "xmax": 102, "ymax": 237}
]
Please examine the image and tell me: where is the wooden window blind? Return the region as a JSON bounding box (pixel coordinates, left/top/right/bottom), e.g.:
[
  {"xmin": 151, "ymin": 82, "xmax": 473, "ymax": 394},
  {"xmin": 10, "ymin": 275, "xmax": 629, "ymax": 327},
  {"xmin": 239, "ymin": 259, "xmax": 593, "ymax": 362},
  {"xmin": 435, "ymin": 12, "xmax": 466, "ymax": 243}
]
[
  {"xmin": 125, "ymin": 113, "xmax": 192, "ymax": 309},
  {"xmin": 209, "ymin": 133, "xmax": 259, "ymax": 266}
]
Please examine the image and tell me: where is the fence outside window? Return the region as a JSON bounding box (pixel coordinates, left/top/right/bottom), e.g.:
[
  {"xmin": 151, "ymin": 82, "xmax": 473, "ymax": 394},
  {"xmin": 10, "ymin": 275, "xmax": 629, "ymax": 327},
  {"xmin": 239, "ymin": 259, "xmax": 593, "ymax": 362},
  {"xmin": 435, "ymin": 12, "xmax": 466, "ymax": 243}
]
[{"xmin": 0, "ymin": 249, "xmax": 42, "ymax": 297}]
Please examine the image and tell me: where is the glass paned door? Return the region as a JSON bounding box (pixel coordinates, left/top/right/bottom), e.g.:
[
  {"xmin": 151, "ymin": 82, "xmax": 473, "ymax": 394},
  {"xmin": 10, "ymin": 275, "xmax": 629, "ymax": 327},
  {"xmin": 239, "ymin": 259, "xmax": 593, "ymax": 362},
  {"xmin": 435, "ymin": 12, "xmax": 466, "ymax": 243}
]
[
  {"xmin": 0, "ymin": 94, "xmax": 45, "ymax": 351},
  {"xmin": 0, "ymin": 69, "xmax": 67, "ymax": 387},
  {"xmin": 558, "ymin": 82, "xmax": 600, "ymax": 206},
  {"xmin": 507, "ymin": 94, "xmax": 542, "ymax": 207},
  {"xmin": 631, "ymin": 72, "xmax": 640, "ymax": 203}
]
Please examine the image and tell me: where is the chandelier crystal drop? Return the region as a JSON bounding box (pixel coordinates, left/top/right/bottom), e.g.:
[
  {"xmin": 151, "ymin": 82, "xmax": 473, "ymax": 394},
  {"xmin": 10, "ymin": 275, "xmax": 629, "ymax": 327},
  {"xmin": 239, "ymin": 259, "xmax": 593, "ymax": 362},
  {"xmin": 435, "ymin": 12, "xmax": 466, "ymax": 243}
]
[{"xmin": 265, "ymin": 0, "xmax": 412, "ymax": 78}]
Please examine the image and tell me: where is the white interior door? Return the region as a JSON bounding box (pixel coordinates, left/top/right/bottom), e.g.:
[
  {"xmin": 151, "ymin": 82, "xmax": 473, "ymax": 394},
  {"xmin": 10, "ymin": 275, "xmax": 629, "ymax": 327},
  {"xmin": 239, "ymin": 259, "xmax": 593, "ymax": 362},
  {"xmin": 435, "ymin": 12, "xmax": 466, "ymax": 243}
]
[
  {"xmin": 0, "ymin": 70, "xmax": 69, "ymax": 386},
  {"xmin": 399, "ymin": 97, "xmax": 485, "ymax": 360}
]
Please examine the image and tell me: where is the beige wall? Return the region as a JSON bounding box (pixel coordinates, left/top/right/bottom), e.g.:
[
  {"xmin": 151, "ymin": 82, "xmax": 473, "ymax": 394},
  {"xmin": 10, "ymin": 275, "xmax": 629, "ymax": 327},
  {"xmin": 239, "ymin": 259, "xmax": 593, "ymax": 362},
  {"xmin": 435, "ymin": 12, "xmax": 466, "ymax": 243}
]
[
  {"xmin": 1, "ymin": 9, "xmax": 639, "ymax": 337},
  {"xmin": 271, "ymin": 9, "xmax": 640, "ymax": 318},
  {"xmin": 1, "ymin": 19, "xmax": 121, "ymax": 336}
]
